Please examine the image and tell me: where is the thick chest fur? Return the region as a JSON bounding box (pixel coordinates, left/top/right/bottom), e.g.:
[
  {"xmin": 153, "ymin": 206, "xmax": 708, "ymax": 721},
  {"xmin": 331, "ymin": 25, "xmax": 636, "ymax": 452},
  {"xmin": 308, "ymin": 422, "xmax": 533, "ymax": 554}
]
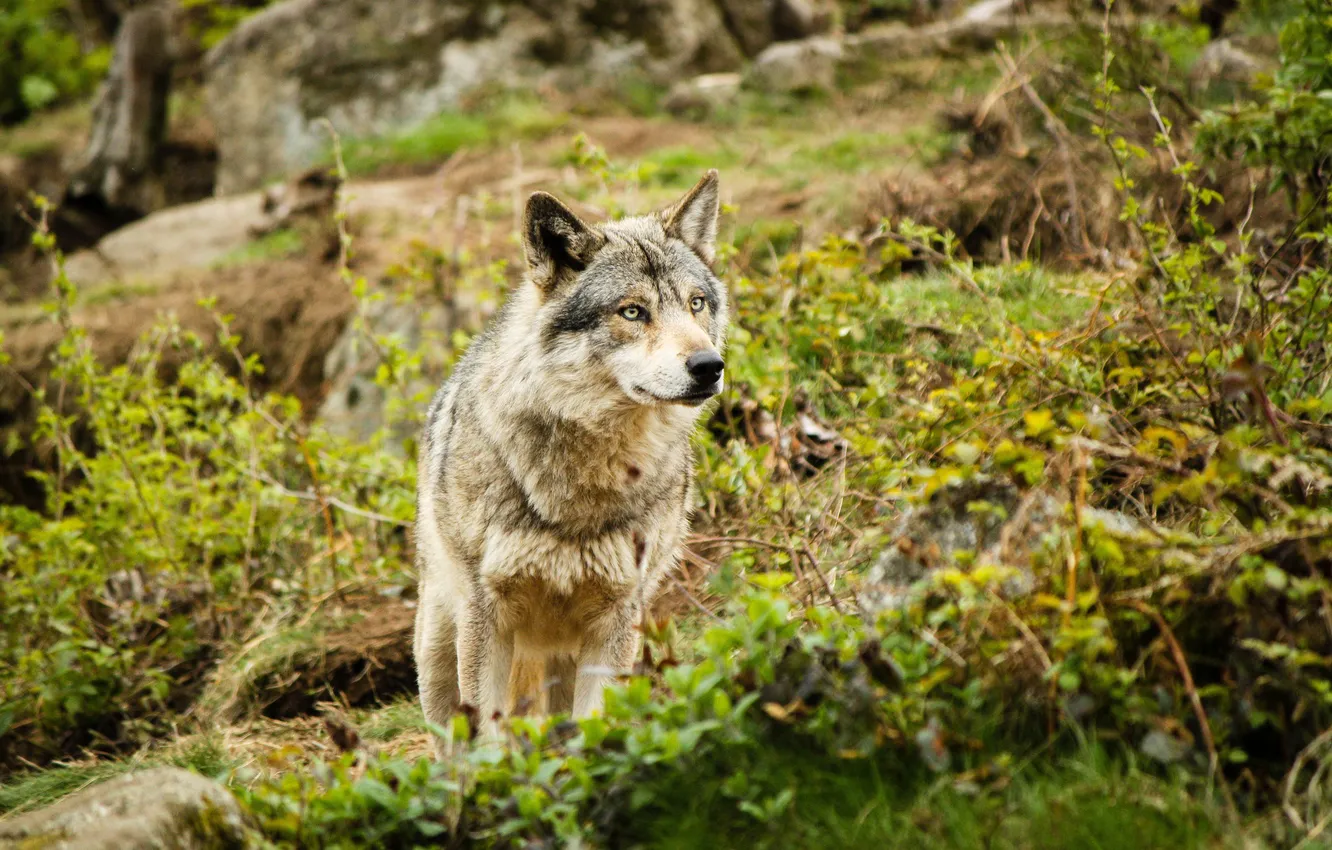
[{"xmin": 433, "ymin": 391, "xmax": 694, "ymax": 600}]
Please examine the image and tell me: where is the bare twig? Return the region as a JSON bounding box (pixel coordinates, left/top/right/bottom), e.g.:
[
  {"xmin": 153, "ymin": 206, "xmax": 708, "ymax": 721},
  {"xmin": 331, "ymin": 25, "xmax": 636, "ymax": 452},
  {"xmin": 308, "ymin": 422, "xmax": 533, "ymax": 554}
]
[{"xmin": 1125, "ymin": 599, "xmax": 1236, "ymax": 818}]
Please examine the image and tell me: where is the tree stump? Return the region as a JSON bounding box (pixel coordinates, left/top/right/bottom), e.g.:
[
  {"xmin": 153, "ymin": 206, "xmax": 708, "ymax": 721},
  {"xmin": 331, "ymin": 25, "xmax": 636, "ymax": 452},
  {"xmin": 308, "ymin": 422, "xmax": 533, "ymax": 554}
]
[{"xmin": 65, "ymin": 3, "xmax": 175, "ymax": 218}]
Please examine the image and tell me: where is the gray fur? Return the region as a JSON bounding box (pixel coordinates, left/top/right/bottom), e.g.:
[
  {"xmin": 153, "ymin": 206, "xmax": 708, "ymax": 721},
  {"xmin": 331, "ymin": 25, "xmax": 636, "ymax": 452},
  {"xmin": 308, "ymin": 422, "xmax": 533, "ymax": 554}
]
[{"xmin": 414, "ymin": 171, "xmax": 726, "ymax": 752}]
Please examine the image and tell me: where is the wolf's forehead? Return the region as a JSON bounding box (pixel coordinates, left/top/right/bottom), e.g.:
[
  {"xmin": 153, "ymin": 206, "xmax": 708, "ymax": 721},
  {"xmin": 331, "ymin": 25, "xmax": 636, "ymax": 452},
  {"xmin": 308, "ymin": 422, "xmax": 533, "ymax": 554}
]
[{"xmin": 599, "ymin": 218, "xmax": 713, "ymax": 291}]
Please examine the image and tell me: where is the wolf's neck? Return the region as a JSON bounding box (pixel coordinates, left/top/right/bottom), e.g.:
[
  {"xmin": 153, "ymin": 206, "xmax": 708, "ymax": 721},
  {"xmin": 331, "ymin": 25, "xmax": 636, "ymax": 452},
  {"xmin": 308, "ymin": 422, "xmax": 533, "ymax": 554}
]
[{"xmin": 479, "ymin": 377, "xmax": 698, "ymax": 528}]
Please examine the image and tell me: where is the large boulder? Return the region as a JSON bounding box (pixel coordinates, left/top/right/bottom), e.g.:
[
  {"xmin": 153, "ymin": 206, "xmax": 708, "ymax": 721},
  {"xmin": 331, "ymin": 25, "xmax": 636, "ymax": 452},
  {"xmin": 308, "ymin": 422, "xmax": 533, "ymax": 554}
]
[
  {"xmin": 744, "ymin": 36, "xmax": 844, "ymax": 93},
  {"xmin": 663, "ymin": 72, "xmax": 743, "ymax": 117},
  {"xmin": 715, "ymin": 0, "xmax": 834, "ymax": 56},
  {"xmin": 0, "ymin": 767, "xmax": 248, "ymax": 849},
  {"xmin": 205, "ymin": 0, "xmax": 748, "ymax": 194}
]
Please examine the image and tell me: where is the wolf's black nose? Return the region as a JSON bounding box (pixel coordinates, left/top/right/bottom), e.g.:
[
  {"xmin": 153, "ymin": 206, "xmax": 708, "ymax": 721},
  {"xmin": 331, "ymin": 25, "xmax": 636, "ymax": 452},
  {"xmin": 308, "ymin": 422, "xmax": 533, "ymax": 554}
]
[{"xmin": 686, "ymin": 351, "xmax": 725, "ymax": 383}]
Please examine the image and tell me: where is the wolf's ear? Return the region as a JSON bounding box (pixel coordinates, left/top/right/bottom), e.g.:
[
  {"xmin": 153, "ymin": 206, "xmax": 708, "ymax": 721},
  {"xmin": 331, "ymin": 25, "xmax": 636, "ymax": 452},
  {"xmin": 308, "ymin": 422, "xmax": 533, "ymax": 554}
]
[
  {"xmin": 524, "ymin": 192, "xmax": 604, "ymax": 292},
  {"xmin": 662, "ymin": 169, "xmax": 720, "ymax": 264}
]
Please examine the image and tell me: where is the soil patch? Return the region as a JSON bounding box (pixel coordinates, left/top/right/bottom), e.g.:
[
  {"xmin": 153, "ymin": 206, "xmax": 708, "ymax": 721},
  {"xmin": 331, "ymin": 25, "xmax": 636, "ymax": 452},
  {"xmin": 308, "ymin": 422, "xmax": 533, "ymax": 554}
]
[{"xmin": 206, "ymin": 597, "xmax": 417, "ymax": 722}]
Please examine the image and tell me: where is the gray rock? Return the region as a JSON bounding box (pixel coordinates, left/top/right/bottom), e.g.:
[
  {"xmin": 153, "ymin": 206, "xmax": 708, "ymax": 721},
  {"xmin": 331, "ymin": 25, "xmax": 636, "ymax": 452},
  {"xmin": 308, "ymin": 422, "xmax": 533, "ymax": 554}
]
[
  {"xmin": 772, "ymin": 0, "xmax": 834, "ymax": 41},
  {"xmin": 205, "ymin": 0, "xmax": 746, "ymax": 194},
  {"xmin": 0, "ymin": 767, "xmax": 248, "ymax": 849},
  {"xmin": 714, "ymin": 0, "xmax": 777, "ymax": 56},
  {"xmin": 663, "ymin": 72, "xmax": 743, "ymax": 117},
  {"xmin": 62, "ymin": 173, "xmax": 451, "ymax": 288},
  {"xmin": 1140, "ymin": 729, "xmax": 1194, "ymax": 765},
  {"xmin": 865, "ymin": 477, "xmax": 1040, "ymax": 610},
  {"xmin": 844, "ymin": 8, "xmax": 1071, "ymax": 64},
  {"xmin": 862, "ymin": 474, "xmax": 1149, "ymax": 612},
  {"xmin": 63, "ymin": 191, "xmax": 270, "ymax": 285},
  {"xmin": 1191, "ymin": 39, "xmax": 1264, "ymax": 88},
  {"xmin": 744, "ymin": 36, "xmax": 845, "ymax": 94},
  {"xmin": 317, "ymin": 296, "xmax": 467, "ymax": 449},
  {"xmin": 958, "ymin": 0, "xmax": 1017, "ymax": 24}
]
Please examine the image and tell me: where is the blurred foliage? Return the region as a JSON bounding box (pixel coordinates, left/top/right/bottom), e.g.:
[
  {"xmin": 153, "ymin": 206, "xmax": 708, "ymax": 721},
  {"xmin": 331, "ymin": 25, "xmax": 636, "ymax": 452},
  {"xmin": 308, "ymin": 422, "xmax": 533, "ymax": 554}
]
[
  {"xmin": 1198, "ymin": 0, "xmax": 1332, "ymax": 215},
  {"xmin": 0, "ymin": 0, "xmax": 109, "ymax": 125},
  {"xmin": 0, "ymin": 0, "xmax": 277, "ymax": 127},
  {"xmin": 0, "ymin": 195, "xmax": 425, "ymax": 767},
  {"xmin": 179, "ymin": 0, "xmax": 277, "ymax": 50}
]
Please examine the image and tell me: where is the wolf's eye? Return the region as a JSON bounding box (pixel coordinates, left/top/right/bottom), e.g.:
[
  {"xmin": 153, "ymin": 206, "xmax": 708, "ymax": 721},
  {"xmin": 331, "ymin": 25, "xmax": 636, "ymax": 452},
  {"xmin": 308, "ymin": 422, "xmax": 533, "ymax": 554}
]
[
  {"xmin": 619, "ymin": 305, "xmax": 645, "ymax": 321},
  {"xmin": 689, "ymin": 296, "xmax": 706, "ymax": 313}
]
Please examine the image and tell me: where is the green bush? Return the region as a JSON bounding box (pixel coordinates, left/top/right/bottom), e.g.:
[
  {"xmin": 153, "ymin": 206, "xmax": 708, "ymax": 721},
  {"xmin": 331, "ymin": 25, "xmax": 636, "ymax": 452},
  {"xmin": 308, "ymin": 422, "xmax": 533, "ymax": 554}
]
[
  {"xmin": 0, "ymin": 0, "xmax": 108, "ymax": 125},
  {"xmin": 178, "ymin": 0, "xmax": 278, "ymax": 50},
  {"xmin": 0, "ymin": 209, "xmax": 423, "ymax": 767},
  {"xmin": 1197, "ymin": 0, "xmax": 1332, "ymax": 214},
  {"xmin": 236, "ymin": 589, "xmax": 1244, "ymax": 848}
]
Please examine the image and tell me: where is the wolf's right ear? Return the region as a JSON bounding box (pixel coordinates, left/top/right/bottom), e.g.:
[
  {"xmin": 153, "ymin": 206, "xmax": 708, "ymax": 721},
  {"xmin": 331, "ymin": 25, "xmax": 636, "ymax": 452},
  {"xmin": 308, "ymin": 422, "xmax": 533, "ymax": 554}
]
[{"xmin": 523, "ymin": 192, "xmax": 604, "ymax": 293}]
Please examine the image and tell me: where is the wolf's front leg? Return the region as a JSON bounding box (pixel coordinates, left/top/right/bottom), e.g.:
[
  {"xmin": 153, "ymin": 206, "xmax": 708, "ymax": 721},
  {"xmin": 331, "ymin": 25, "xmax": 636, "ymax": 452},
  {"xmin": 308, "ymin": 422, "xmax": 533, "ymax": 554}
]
[
  {"xmin": 572, "ymin": 606, "xmax": 641, "ymax": 718},
  {"xmin": 457, "ymin": 595, "xmax": 513, "ymax": 737},
  {"xmin": 415, "ymin": 596, "xmax": 460, "ymax": 760}
]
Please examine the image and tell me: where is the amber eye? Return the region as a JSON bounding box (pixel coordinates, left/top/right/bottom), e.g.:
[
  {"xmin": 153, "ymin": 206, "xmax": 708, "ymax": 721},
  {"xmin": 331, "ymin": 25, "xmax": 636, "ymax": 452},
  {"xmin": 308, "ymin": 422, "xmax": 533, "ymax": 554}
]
[
  {"xmin": 689, "ymin": 296, "xmax": 706, "ymax": 313},
  {"xmin": 620, "ymin": 305, "xmax": 645, "ymax": 321}
]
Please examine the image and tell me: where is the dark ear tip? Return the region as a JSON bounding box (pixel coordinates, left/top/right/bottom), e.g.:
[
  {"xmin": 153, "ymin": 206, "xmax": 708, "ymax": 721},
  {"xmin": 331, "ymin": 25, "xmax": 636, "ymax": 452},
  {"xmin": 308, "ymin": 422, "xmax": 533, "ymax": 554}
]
[{"xmin": 526, "ymin": 191, "xmax": 558, "ymax": 210}]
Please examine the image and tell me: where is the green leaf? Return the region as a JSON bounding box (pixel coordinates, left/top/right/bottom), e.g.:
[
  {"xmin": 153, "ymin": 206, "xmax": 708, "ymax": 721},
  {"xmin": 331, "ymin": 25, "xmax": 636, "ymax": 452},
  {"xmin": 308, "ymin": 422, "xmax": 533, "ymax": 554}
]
[{"xmin": 20, "ymin": 75, "xmax": 59, "ymax": 111}]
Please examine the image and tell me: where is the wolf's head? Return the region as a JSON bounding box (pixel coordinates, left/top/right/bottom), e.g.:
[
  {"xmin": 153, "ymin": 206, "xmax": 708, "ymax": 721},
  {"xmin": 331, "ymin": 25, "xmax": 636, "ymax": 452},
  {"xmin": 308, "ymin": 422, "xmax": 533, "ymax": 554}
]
[{"xmin": 521, "ymin": 171, "xmax": 728, "ymax": 409}]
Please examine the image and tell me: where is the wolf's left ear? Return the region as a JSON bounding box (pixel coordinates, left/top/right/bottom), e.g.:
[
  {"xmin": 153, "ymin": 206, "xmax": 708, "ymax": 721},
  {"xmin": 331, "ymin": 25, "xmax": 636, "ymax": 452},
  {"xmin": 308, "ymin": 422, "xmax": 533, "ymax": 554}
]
[
  {"xmin": 524, "ymin": 192, "xmax": 605, "ymax": 292},
  {"xmin": 662, "ymin": 169, "xmax": 720, "ymax": 265}
]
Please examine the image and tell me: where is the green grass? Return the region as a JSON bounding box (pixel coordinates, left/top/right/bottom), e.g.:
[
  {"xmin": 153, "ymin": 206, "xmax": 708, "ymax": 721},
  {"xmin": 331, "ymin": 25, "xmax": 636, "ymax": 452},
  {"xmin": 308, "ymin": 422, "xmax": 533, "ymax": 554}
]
[
  {"xmin": 0, "ymin": 101, "xmax": 90, "ymax": 158},
  {"xmin": 340, "ymin": 95, "xmax": 568, "ymax": 176},
  {"xmin": 0, "ymin": 736, "xmax": 233, "ymax": 818},
  {"xmin": 212, "ymin": 228, "xmax": 306, "ymax": 268},
  {"xmin": 195, "ymin": 616, "xmax": 334, "ymax": 722},
  {"xmin": 639, "ymin": 145, "xmax": 745, "ymax": 189},
  {"xmin": 790, "ymin": 126, "xmax": 946, "ymax": 173},
  {"xmin": 355, "ymin": 697, "xmax": 425, "ymax": 742},
  {"xmin": 883, "ymin": 266, "xmax": 1095, "ymax": 333},
  {"xmin": 640, "ymin": 749, "xmax": 1241, "ymax": 850}
]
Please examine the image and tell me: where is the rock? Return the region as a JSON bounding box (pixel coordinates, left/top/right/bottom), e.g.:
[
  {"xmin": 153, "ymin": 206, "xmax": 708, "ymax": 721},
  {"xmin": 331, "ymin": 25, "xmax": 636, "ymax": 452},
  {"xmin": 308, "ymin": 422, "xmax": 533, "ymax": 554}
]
[
  {"xmin": 844, "ymin": 8, "xmax": 1071, "ymax": 64},
  {"xmin": 714, "ymin": 0, "xmax": 776, "ymax": 56},
  {"xmin": 863, "ymin": 476, "xmax": 1055, "ymax": 611},
  {"xmin": 1190, "ymin": 38, "xmax": 1264, "ymax": 88},
  {"xmin": 1140, "ymin": 728, "xmax": 1194, "ymax": 765},
  {"xmin": 744, "ymin": 36, "xmax": 845, "ymax": 94},
  {"xmin": 717, "ymin": 0, "xmax": 833, "ymax": 51},
  {"xmin": 63, "ymin": 191, "xmax": 273, "ymax": 285},
  {"xmin": 663, "ymin": 72, "xmax": 743, "ymax": 117},
  {"xmin": 958, "ymin": 0, "xmax": 1017, "ymax": 24},
  {"xmin": 0, "ymin": 767, "xmax": 249, "ymax": 849},
  {"xmin": 317, "ymin": 297, "xmax": 462, "ymax": 449},
  {"xmin": 862, "ymin": 474, "xmax": 1150, "ymax": 612},
  {"xmin": 772, "ymin": 0, "xmax": 835, "ymax": 41},
  {"xmin": 61, "ymin": 172, "xmax": 437, "ymax": 287},
  {"xmin": 205, "ymin": 0, "xmax": 747, "ymax": 194}
]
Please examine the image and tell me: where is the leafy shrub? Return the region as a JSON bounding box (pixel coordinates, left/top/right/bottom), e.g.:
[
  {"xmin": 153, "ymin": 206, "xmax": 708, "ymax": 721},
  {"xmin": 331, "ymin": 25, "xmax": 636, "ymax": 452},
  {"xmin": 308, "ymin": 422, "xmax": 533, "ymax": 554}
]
[
  {"xmin": 0, "ymin": 0, "xmax": 109, "ymax": 125},
  {"xmin": 1197, "ymin": 0, "xmax": 1332, "ymax": 213},
  {"xmin": 178, "ymin": 0, "xmax": 280, "ymax": 50},
  {"xmin": 0, "ymin": 205, "xmax": 422, "ymax": 767}
]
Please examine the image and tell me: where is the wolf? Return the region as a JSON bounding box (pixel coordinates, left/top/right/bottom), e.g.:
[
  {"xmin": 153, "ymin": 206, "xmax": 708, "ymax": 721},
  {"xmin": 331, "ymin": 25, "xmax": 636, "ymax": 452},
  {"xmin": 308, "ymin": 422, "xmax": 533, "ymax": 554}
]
[{"xmin": 413, "ymin": 171, "xmax": 727, "ymax": 752}]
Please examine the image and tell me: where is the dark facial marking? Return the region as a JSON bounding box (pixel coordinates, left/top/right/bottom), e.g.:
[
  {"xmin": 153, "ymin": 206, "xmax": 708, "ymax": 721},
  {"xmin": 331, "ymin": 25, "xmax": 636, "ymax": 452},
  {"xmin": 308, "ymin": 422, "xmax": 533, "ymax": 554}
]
[{"xmin": 543, "ymin": 276, "xmax": 619, "ymax": 344}]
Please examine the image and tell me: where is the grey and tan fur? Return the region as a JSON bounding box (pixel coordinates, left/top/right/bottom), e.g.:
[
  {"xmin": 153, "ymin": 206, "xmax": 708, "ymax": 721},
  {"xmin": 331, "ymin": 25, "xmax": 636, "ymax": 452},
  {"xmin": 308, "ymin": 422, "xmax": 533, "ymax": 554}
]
[{"xmin": 413, "ymin": 171, "xmax": 727, "ymax": 752}]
